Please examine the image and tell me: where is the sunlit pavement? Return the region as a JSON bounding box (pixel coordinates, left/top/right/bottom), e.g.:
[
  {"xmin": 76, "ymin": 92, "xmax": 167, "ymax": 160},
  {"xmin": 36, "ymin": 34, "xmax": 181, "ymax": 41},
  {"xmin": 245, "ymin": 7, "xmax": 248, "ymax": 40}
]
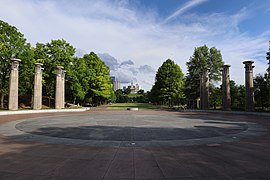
[{"xmin": 0, "ymin": 109, "xmax": 270, "ymax": 179}]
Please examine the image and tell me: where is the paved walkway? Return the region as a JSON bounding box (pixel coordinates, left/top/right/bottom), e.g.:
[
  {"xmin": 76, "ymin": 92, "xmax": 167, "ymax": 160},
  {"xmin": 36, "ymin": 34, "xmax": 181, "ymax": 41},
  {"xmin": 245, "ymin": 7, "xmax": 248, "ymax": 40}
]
[{"xmin": 0, "ymin": 109, "xmax": 270, "ymax": 179}]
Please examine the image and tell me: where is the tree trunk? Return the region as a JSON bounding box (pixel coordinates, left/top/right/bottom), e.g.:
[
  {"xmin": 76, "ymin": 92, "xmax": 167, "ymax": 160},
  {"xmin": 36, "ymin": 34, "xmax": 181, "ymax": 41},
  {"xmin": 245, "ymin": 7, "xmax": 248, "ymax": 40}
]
[
  {"xmin": 73, "ymin": 96, "xmax": 76, "ymax": 105},
  {"xmin": 0, "ymin": 92, "xmax": 4, "ymax": 109}
]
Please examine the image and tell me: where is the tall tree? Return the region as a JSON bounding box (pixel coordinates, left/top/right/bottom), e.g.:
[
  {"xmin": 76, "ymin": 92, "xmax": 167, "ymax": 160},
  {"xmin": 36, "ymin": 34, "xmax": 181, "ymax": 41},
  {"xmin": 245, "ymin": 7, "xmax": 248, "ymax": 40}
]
[
  {"xmin": 0, "ymin": 20, "xmax": 32, "ymax": 108},
  {"xmin": 65, "ymin": 57, "xmax": 90, "ymax": 104},
  {"xmin": 34, "ymin": 39, "xmax": 76, "ymax": 102},
  {"xmin": 186, "ymin": 45, "xmax": 224, "ymax": 101},
  {"xmin": 83, "ymin": 52, "xmax": 115, "ymax": 105},
  {"xmin": 150, "ymin": 59, "xmax": 185, "ymax": 107}
]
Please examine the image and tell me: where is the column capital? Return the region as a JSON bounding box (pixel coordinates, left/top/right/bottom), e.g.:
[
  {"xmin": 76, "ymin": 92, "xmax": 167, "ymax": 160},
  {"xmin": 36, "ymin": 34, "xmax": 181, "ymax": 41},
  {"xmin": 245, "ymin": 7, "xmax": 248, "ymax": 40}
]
[
  {"xmin": 56, "ymin": 66, "xmax": 64, "ymax": 77},
  {"xmin": 35, "ymin": 63, "xmax": 43, "ymax": 73},
  {"xmin": 223, "ymin": 64, "xmax": 231, "ymax": 68},
  {"xmin": 56, "ymin": 66, "xmax": 64, "ymax": 69},
  {"xmin": 10, "ymin": 58, "xmax": 21, "ymax": 71},
  {"xmin": 11, "ymin": 58, "xmax": 21, "ymax": 62},
  {"xmin": 243, "ymin": 60, "xmax": 254, "ymax": 65},
  {"xmin": 35, "ymin": 63, "xmax": 43, "ymax": 66}
]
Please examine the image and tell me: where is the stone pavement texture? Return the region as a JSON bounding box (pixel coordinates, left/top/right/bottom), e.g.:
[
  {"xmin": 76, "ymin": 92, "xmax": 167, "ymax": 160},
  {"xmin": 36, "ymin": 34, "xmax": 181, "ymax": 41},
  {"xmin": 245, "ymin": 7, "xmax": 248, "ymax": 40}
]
[{"xmin": 0, "ymin": 109, "xmax": 270, "ymax": 179}]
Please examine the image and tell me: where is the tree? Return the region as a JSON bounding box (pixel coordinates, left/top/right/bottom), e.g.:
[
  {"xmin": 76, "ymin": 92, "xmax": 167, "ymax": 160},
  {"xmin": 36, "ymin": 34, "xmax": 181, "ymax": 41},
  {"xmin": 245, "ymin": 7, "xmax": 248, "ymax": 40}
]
[
  {"xmin": 0, "ymin": 20, "xmax": 32, "ymax": 108},
  {"xmin": 18, "ymin": 46, "xmax": 35, "ymax": 96},
  {"xmin": 209, "ymin": 84, "xmax": 222, "ymax": 109},
  {"xmin": 83, "ymin": 52, "xmax": 115, "ymax": 105},
  {"xmin": 186, "ymin": 45, "xmax": 224, "ymax": 101},
  {"xmin": 150, "ymin": 59, "xmax": 185, "ymax": 107},
  {"xmin": 65, "ymin": 57, "xmax": 90, "ymax": 104},
  {"xmin": 34, "ymin": 39, "xmax": 76, "ymax": 104},
  {"xmin": 254, "ymin": 74, "xmax": 269, "ymax": 110},
  {"xmin": 230, "ymin": 80, "xmax": 245, "ymax": 110}
]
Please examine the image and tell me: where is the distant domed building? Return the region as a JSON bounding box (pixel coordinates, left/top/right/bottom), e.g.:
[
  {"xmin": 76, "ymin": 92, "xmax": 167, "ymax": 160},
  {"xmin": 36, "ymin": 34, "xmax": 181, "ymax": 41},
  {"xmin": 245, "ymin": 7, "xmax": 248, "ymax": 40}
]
[{"xmin": 127, "ymin": 82, "xmax": 140, "ymax": 94}]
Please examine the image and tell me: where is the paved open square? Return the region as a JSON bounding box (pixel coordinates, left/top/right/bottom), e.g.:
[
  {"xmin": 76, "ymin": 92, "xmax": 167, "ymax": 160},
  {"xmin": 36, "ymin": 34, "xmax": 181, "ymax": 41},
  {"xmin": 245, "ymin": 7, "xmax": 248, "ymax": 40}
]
[{"xmin": 0, "ymin": 109, "xmax": 270, "ymax": 179}]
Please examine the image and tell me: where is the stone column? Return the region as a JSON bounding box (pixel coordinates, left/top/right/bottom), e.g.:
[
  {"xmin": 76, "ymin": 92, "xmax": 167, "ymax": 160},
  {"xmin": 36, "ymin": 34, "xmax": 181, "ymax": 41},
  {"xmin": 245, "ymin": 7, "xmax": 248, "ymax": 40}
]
[
  {"xmin": 243, "ymin": 61, "xmax": 255, "ymax": 111},
  {"xmin": 61, "ymin": 70, "xmax": 66, "ymax": 108},
  {"xmin": 33, "ymin": 63, "xmax": 43, "ymax": 110},
  {"xmin": 8, "ymin": 58, "xmax": 21, "ymax": 110},
  {"xmin": 222, "ymin": 65, "xmax": 231, "ymax": 111},
  {"xmin": 55, "ymin": 66, "xmax": 64, "ymax": 109},
  {"xmin": 200, "ymin": 70, "xmax": 209, "ymax": 109}
]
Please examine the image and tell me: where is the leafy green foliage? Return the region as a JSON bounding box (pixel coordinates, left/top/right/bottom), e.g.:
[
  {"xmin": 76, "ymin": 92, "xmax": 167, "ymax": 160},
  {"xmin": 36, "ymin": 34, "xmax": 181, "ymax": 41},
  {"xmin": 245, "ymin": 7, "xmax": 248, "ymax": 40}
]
[
  {"xmin": 115, "ymin": 89, "xmax": 149, "ymax": 103},
  {"xmin": 209, "ymin": 85, "xmax": 222, "ymax": 109},
  {"xmin": 254, "ymin": 74, "xmax": 269, "ymax": 109},
  {"xmin": 34, "ymin": 39, "xmax": 76, "ymax": 98},
  {"xmin": 186, "ymin": 45, "xmax": 224, "ymax": 101},
  {"xmin": 150, "ymin": 59, "xmax": 185, "ymax": 107},
  {"xmin": 83, "ymin": 52, "xmax": 115, "ymax": 105},
  {"xmin": 65, "ymin": 57, "xmax": 90, "ymax": 103},
  {"xmin": 0, "ymin": 20, "xmax": 33, "ymax": 108},
  {"xmin": 230, "ymin": 80, "xmax": 245, "ymax": 110}
]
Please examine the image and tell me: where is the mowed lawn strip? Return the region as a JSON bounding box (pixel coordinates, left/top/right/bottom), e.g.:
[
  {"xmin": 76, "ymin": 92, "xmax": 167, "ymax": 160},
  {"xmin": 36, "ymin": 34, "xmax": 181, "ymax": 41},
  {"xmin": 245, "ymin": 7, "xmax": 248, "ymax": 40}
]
[{"xmin": 107, "ymin": 103, "xmax": 159, "ymax": 110}]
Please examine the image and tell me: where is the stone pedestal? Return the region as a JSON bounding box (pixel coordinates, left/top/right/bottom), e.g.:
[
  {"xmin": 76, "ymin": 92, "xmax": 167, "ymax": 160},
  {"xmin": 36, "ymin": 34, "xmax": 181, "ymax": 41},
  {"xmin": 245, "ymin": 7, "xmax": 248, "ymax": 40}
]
[
  {"xmin": 243, "ymin": 61, "xmax": 255, "ymax": 111},
  {"xmin": 200, "ymin": 70, "xmax": 209, "ymax": 109},
  {"xmin": 33, "ymin": 63, "xmax": 43, "ymax": 110},
  {"xmin": 8, "ymin": 58, "xmax": 21, "ymax": 110},
  {"xmin": 55, "ymin": 66, "xmax": 64, "ymax": 109},
  {"xmin": 222, "ymin": 65, "xmax": 231, "ymax": 111}
]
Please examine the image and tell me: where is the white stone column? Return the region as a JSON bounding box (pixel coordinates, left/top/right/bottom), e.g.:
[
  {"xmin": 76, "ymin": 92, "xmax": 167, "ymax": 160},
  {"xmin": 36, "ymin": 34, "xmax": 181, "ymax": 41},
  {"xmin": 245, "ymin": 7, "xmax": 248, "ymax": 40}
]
[
  {"xmin": 243, "ymin": 60, "xmax": 255, "ymax": 111},
  {"xmin": 33, "ymin": 63, "xmax": 43, "ymax": 110},
  {"xmin": 55, "ymin": 66, "xmax": 64, "ymax": 109},
  {"xmin": 8, "ymin": 58, "xmax": 21, "ymax": 110},
  {"xmin": 222, "ymin": 65, "xmax": 231, "ymax": 111}
]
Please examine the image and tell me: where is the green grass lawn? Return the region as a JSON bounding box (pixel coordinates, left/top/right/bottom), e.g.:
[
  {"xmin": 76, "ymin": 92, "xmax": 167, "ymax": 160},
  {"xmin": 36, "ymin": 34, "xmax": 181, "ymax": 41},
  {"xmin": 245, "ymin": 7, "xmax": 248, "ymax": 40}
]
[{"xmin": 107, "ymin": 103, "xmax": 159, "ymax": 110}]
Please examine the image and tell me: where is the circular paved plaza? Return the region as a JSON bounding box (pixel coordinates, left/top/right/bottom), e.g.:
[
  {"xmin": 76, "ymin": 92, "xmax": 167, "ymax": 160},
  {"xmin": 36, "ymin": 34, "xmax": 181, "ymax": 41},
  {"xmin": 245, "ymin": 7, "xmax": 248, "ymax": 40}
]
[
  {"xmin": 0, "ymin": 111, "xmax": 266, "ymax": 147},
  {"xmin": 0, "ymin": 110, "xmax": 270, "ymax": 179}
]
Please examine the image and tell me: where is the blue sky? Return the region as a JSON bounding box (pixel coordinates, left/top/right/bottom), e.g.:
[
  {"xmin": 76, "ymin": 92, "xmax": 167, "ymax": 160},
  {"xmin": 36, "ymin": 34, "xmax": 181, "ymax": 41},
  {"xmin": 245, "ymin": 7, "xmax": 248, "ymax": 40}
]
[{"xmin": 1, "ymin": 0, "xmax": 270, "ymax": 90}]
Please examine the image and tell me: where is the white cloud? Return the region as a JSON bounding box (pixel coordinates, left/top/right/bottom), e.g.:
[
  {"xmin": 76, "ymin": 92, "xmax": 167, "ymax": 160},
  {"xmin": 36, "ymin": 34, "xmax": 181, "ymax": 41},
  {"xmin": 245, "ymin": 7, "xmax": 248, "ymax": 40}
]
[
  {"xmin": 163, "ymin": 0, "xmax": 208, "ymax": 24},
  {"xmin": 0, "ymin": 0, "xmax": 269, "ymax": 90}
]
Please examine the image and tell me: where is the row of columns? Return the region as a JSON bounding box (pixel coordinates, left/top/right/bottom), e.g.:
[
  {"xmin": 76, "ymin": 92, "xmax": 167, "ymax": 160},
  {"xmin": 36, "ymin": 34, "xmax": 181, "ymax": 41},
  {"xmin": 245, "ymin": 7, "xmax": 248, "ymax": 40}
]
[
  {"xmin": 8, "ymin": 59, "xmax": 65, "ymax": 110},
  {"xmin": 200, "ymin": 60, "xmax": 255, "ymax": 111},
  {"xmin": 7, "ymin": 58, "xmax": 256, "ymax": 111}
]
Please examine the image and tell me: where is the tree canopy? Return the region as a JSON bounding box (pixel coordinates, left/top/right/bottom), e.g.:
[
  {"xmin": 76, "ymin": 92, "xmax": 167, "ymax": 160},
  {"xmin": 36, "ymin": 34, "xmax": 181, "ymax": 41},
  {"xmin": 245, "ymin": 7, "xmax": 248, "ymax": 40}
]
[
  {"xmin": 150, "ymin": 59, "xmax": 185, "ymax": 107},
  {"xmin": 34, "ymin": 39, "xmax": 76, "ymax": 98},
  {"xmin": 185, "ymin": 45, "xmax": 224, "ymax": 100},
  {"xmin": 0, "ymin": 20, "xmax": 33, "ymax": 108},
  {"xmin": 83, "ymin": 52, "xmax": 115, "ymax": 105}
]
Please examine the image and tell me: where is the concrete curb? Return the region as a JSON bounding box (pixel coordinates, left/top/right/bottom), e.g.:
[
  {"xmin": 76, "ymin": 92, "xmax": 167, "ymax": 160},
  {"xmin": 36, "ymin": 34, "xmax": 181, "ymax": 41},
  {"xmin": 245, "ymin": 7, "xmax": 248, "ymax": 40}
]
[
  {"xmin": 0, "ymin": 108, "xmax": 90, "ymax": 116},
  {"xmin": 184, "ymin": 109, "xmax": 270, "ymax": 116}
]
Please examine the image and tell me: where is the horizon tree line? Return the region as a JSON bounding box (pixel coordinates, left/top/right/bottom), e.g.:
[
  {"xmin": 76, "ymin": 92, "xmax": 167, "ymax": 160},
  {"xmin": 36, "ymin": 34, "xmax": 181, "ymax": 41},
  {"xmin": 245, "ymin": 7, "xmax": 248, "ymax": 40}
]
[{"xmin": 1, "ymin": 20, "xmax": 270, "ymax": 110}]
